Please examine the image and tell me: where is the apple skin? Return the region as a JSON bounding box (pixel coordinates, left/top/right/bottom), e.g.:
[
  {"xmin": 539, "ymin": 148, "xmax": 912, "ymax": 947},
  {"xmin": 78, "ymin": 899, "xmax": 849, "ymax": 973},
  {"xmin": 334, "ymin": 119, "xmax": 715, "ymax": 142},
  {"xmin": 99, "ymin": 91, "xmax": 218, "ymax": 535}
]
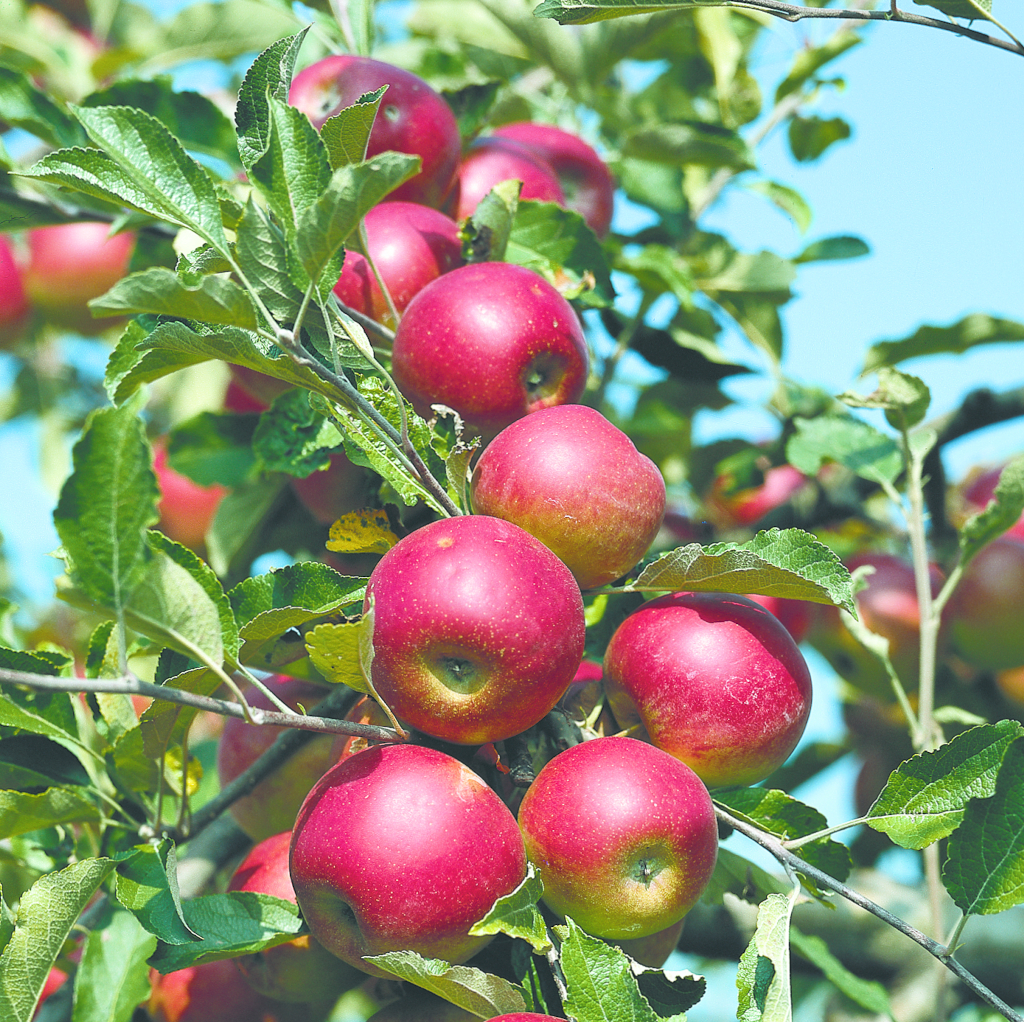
[
  {"xmin": 366, "ymin": 990, "xmax": 478, "ymax": 1021},
  {"xmin": 470, "ymin": 405, "xmax": 666, "ymax": 590},
  {"xmin": 227, "ymin": 832, "xmax": 363, "ymax": 1004},
  {"xmin": 288, "ymin": 743, "xmax": 528, "ymax": 977},
  {"xmin": 23, "ymin": 222, "xmax": 134, "ymax": 334},
  {"xmin": 228, "ymin": 365, "xmax": 292, "ymax": 408},
  {"xmin": 517, "ymin": 736, "xmax": 717, "ymax": 940},
  {"xmin": 957, "ymin": 464, "xmax": 1024, "ymax": 541},
  {"xmin": 0, "ymin": 235, "xmax": 30, "ymax": 346},
  {"xmin": 290, "ymin": 452, "xmax": 368, "ymax": 526},
  {"xmin": 707, "ymin": 463, "xmax": 806, "ymax": 529},
  {"xmin": 455, "ymin": 137, "xmax": 565, "ymax": 222},
  {"xmin": 492, "ymin": 122, "xmax": 615, "ymax": 237},
  {"xmin": 603, "ymin": 592, "xmax": 813, "ymax": 788},
  {"xmin": 152, "ymin": 438, "xmax": 227, "ymax": 551},
  {"xmin": 288, "ymin": 56, "xmax": 460, "ymax": 208},
  {"xmin": 333, "ymin": 201, "xmax": 462, "ymax": 329},
  {"xmin": 613, "ymin": 916, "xmax": 686, "ymax": 968},
  {"xmin": 392, "ymin": 262, "xmax": 589, "ymax": 439},
  {"xmin": 948, "ymin": 536, "xmax": 1024, "ymax": 671},
  {"xmin": 216, "ymin": 676, "xmax": 340, "ymax": 842},
  {"xmin": 364, "ymin": 515, "xmax": 585, "ymax": 745},
  {"xmin": 745, "ymin": 594, "xmax": 814, "ymax": 645}
]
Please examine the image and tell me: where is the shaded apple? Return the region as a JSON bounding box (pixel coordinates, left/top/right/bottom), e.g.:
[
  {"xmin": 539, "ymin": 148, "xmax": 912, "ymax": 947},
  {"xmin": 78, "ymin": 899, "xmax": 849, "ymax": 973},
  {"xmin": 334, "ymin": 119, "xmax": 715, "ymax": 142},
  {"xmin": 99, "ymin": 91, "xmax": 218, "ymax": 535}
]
[
  {"xmin": 613, "ymin": 916, "xmax": 686, "ymax": 968},
  {"xmin": 289, "ymin": 56, "xmax": 460, "ymax": 208},
  {"xmin": 517, "ymin": 736, "xmax": 717, "ymax": 940},
  {"xmin": 363, "ymin": 515, "xmax": 585, "ymax": 745},
  {"xmin": 290, "ymin": 452, "xmax": 368, "ymax": 526},
  {"xmin": 289, "ymin": 743, "xmax": 528, "ymax": 976},
  {"xmin": 956, "ymin": 463, "xmax": 1024, "ymax": 541},
  {"xmin": 216, "ymin": 676, "xmax": 340, "ymax": 841},
  {"xmin": 366, "ymin": 989, "xmax": 478, "ymax": 1021},
  {"xmin": 603, "ymin": 591, "xmax": 812, "ymax": 788},
  {"xmin": 706, "ymin": 463, "xmax": 806, "ymax": 530},
  {"xmin": 0, "ymin": 234, "xmax": 30, "ymax": 347},
  {"xmin": 493, "ymin": 122, "xmax": 615, "ymax": 236},
  {"xmin": 152, "ymin": 438, "xmax": 228, "ymax": 552},
  {"xmin": 392, "ymin": 262, "xmax": 589, "ymax": 439},
  {"xmin": 334, "ymin": 201, "xmax": 462, "ymax": 329},
  {"xmin": 455, "ymin": 136, "xmax": 564, "ymax": 222},
  {"xmin": 470, "ymin": 405, "xmax": 665, "ymax": 589},
  {"xmin": 745, "ymin": 594, "xmax": 815, "ymax": 644}
]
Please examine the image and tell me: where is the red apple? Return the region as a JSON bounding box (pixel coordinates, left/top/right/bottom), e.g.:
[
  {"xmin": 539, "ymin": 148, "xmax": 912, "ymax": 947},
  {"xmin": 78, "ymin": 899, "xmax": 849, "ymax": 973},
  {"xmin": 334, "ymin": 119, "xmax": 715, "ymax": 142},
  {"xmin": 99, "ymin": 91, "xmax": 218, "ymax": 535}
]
[
  {"xmin": 948, "ymin": 536, "xmax": 1024, "ymax": 671},
  {"xmin": 290, "ymin": 452, "xmax": 368, "ymax": 526},
  {"xmin": 228, "ymin": 366, "xmax": 291, "ymax": 408},
  {"xmin": 956, "ymin": 464, "xmax": 1024, "ymax": 541},
  {"xmin": 224, "ymin": 377, "xmax": 270, "ymax": 413},
  {"xmin": 470, "ymin": 404, "xmax": 666, "ymax": 589},
  {"xmin": 392, "ymin": 262, "xmax": 589, "ymax": 439},
  {"xmin": 613, "ymin": 917, "xmax": 686, "ymax": 968},
  {"xmin": 23, "ymin": 222, "xmax": 134, "ymax": 333},
  {"xmin": 32, "ymin": 966, "xmax": 69, "ymax": 1018},
  {"xmin": 289, "ymin": 743, "xmax": 528, "ymax": 976},
  {"xmin": 707, "ymin": 463, "xmax": 806, "ymax": 529},
  {"xmin": 745, "ymin": 594, "xmax": 814, "ymax": 644},
  {"xmin": 364, "ymin": 515, "xmax": 585, "ymax": 744},
  {"xmin": 492, "ymin": 122, "xmax": 615, "ymax": 237},
  {"xmin": 517, "ymin": 736, "xmax": 717, "ymax": 939},
  {"xmin": 0, "ymin": 235, "xmax": 30, "ymax": 346},
  {"xmin": 288, "ymin": 56, "xmax": 460, "ymax": 208},
  {"xmin": 216, "ymin": 676, "xmax": 340, "ymax": 842},
  {"xmin": 455, "ymin": 137, "xmax": 565, "ymax": 222},
  {"xmin": 327, "ymin": 694, "xmax": 393, "ymax": 764},
  {"xmin": 333, "ymin": 201, "xmax": 462, "ymax": 329},
  {"xmin": 227, "ymin": 832, "xmax": 363, "ymax": 1004},
  {"xmin": 152, "ymin": 438, "xmax": 228, "ymax": 551},
  {"xmin": 603, "ymin": 592, "xmax": 813, "ymax": 788}
]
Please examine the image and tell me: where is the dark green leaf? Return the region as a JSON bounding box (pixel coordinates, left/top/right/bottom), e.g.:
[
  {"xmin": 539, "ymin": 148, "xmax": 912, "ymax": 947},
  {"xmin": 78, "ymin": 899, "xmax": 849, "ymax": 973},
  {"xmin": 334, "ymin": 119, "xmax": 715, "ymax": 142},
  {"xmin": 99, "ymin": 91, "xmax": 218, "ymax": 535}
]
[
  {"xmin": 534, "ymin": 0, "xmax": 684, "ymax": 25},
  {"xmin": 252, "ymin": 389, "xmax": 342, "ymax": 478},
  {"xmin": 442, "ymin": 81, "xmax": 500, "ymax": 143},
  {"xmin": 788, "ymin": 115, "xmax": 851, "ymax": 163},
  {"xmin": 794, "ymin": 235, "xmax": 869, "ymax": 264},
  {"xmin": 623, "ymin": 121, "xmax": 755, "ymax": 170},
  {"xmin": 774, "ymin": 32, "xmax": 861, "ymax": 101},
  {"xmin": 0, "ymin": 66, "xmax": 83, "ymax": 148},
  {"xmin": 959, "ymin": 457, "xmax": 1024, "ymax": 565},
  {"xmin": 167, "ymin": 412, "xmax": 258, "ymax": 489},
  {"xmin": 114, "ymin": 840, "xmax": 198, "ymax": 946},
  {"xmin": 321, "ymin": 87, "xmax": 386, "ymax": 170}
]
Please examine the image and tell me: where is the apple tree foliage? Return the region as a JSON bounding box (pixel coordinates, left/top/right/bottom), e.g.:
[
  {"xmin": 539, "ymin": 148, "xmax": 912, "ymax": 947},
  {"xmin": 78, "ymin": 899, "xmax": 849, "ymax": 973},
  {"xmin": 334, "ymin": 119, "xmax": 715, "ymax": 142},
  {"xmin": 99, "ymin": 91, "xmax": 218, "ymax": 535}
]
[{"xmin": 1, "ymin": 0, "xmax": 1024, "ymax": 1020}]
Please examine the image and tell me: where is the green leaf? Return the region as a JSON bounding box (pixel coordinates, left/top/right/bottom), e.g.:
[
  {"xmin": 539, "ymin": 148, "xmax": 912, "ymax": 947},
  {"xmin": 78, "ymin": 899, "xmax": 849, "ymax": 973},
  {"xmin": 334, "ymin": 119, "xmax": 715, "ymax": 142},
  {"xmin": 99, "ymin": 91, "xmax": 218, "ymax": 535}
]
[
  {"xmin": 789, "ymin": 928, "xmax": 894, "ymax": 1020},
  {"xmin": 786, "ymin": 415, "xmax": 902, "ymax": 485},
  {"xmin": 469, "ymin": 863, "xmax": 551, "ymax": 954},
  {"xmin": 293, "ymin": 151, "xmax": 421, "ymax": 291},
  {"xmin": 0, "ymin": 691, "xmax": 83, "ymax": 748},
  {"xmin": 959, "ymin": 457, "xmax": 1024, "ymax": 566},
  {"xmin": 788, "ymin": 115, "xmax": 851, "ymax": 163},
  {"xmin": 321, "ymin": 87, "xmax": 387, "ymax": 170},
  {"xmin": 442, "ymin": 81, "xmax": 500, "ymax": 143},
  {"xmin": 305, "ymin": 621, "xmax": 370, "ymax": 693},
  {"xmin": 614, "ymin": 244, "xmax": 694, "ymax": 305},
  {"xmin": 703, "ymin": 848, "xmax": 792, "ymax": 906},
  {"xmin": 71, "ymin": 900, "xmax": 156, "ymax": 1022},
  {"xmin": 148, "ymin": 892, "xmax": 305, "ymax": 973},
  {"xmin": 736, "ymin": 892, "xmax": 794, "ymax": 1022},
  {"xmin": 943, "ymin": 736, "xmax": 1024, "ymax": 915},
  {"xmin": 534, "ymin": 0, "xmax": 688, "ymax": 24},
  {"xmin": 461, "ymin": 178, "xmax": 521, "ymax": 263},
  {"xmin": 505, "ymin": 200, "xmax": 615, "ymax": 307},
  {"xmin": 139, "ymin": 666, "xmax": 220, "ymax": 758},
  {"xmin": 556, "ymin": 916, "xmax": 686, "ymax": 1022},
  {"xmin": 89, "ymin": 267, "xmax": 258, "ymax": 329},
  {"xmin": 774, "ymin": 32, "xmax": 861, "ymax": 101},
  {"xmin": 250, "ymin": 94, "xmax": 332, "ymax": 240},
  {"xmin": 0, "ymin": 65, "xmax": 84, "ymax": 148},
  {"xmin": 868, "ymin": 721, "xmax": 1024, "ymax": 849},
  {"xmin": 699, "ymin": 251, "xmax": 796, "ymax": 294},
  {"xmin": 114, "ymin": 840, "xmax": 198, "ymax": 947},
  {"xmin": 0, "ymin": 735, "xmax": 91, "ymax": 791},
  {"xmin": 628, "ymin": 528, "xmax": 857, "ymax": 615},
  {"xmin": 252, "ymin": 389, "xmax": 342, "ymax": 478},
  {"xmin": 0, "ymin": 857, "xmax": 116, "ymax": 1022},
  {"xmin": 623, "ymin": 122, "xmax": 755, "ymax": 170},
  {"xmin": 83, "ymin": 79, "xmax": 239, "ymax": 168},
  {"xmin": 366, "ymin": 951, "xmax": 527, "ymax": 1017},
  {"xmin": 862, "ymin": 314, "xmax": 1024, "ymax": 374},
  {"xmin": 745, "ymin": 181, "xmax": 812, "ymax": 234},
  {"xmin": 716, "ymin": 294, "xmax": 785, "ymax": 362},
  {"xmin": 839, "ymin": 366, "xmax": 931, "ymax": 430},
  {"xmin": 715, "ymin": 789, "xmax": 851, "ymax": 891},
  {"xmin": 0, "ymin": 889, "xmax": 13, "ymax": 958},
  {"xmin": 52, "ymin": 400, "xmax": 159, "ymax": 614},
  {"xmin": 167, "ymin": 411, "xmax": 258, "ymax": 489},
  {"xmin": 235, "ymin": 30, "xmax": 308, "ymax": 171},
  {"xmin": 794, "ymin": 235, "xmax": 870, "ymax": 264},
  {"xmin": 0, "ymin": 789, "xmax": 101, "ymax": 840},
  {"xmin": 914, "ymin": 0, "xmax": 992, "ymax": 20},
  {"xmin": 0, "ymin": 647, "xmax": 70, "ymax": 676}
]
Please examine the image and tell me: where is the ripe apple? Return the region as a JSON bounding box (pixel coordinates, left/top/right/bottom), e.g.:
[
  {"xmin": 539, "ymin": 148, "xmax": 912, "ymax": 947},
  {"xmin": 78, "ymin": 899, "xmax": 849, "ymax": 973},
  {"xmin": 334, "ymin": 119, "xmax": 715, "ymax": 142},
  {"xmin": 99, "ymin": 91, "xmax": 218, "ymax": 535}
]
[
  {"xmin": 613, "ymin": 917, "xmax": 686, "ymax": 968},
  {"xmin": 227, "ymin": 831, "xmax": 363, "ymax": 1004},
  {"xmin": 333, "ymin": 201, "xmax": 462, "ymax": 329},
  {"xmin": 455, "ymin": 136, "xmax": 565, "ymax": 222},
  {"xmin": 470, "ymin": 404, "xmax": 666, "ymax": 589},
  {"xmin": 216, "ymin": 676, "xmax": 340, "ymax": 842},
  {"xmin": 288, "ymin": 56, "xmax": 460, "ymax": 208},
  {"xmin": 22, "ymin": 222, "xmax": 134, "ymax": 333},
  {"xmin": 290, "ymin": 451, "xmax": 368, "ymax": 526},
  {"xmin": 152, "ymin": 438, "xmax": 228, "ymax": 551},
  {"xmin": 745, "ymin": 594, "xmax": 814, "ymax": 644},
  {"xmin": 517, "ymin": 736, "xmax": 718, "ymax": 939},
  {"xmin": 391, "ymin": 262, "xmax": 589, "ymax": 438},
  {"xmin": 228, "ymin": 365, "xmax": 291, "ymax": 408},
  {"xmin": 288, "ymin": 743, "xmax": 528, "ymax": 976},
  {"xmin": 603, "ymin": 591, "xmax": 813, "ymax": 788},
  {"xmin": 327, "ymin": 694, "xmax": 393, "ymax": 765},
  {"xmin": 493, "ymin": 122, "xmax": 615, "ymax": 237},
  {"xmin": 224, "ymin": 377, "xmax": 270, "ymax": 414},
  {"xmin": 706, "ymin": 462, "xmax": 806, "ymax": 529},
  {"xmin": 948, "ymin": 536, "xmax": 1024, "ymax": 671},
  {"xmin": 956, "ymin": 463, "xmax": 1024, "ymax": 541},
  {"xmin": 363, "ymin": 515, "xmax": 585, "ymax": 745},
  {"xmin": 996, "ymin": 664, "xmax": 1024, "ymax": 707},
  {"xmin": 0, "ymin": 235, "xmax": 30, "ymax": 347}
]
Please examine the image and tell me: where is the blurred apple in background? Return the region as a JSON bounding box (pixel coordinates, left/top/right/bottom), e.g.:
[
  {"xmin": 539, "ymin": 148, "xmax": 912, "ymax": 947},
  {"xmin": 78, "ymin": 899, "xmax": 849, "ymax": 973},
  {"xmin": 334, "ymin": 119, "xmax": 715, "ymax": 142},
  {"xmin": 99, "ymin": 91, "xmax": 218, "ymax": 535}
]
[
  {"xmin": 365, "ymin": 989, "xmax": 477, "ymax": 1021},
  {"xmin": 23, "ymin": 222, "xmax": 134, "ymax": 333},
  {"xmin": 0, "ymin": 235, "xmax": 30, "ymax": 347},
  {"xmin": 492, "ymin": 122, "xmax": 615, "ymax": 237},
  {"xmin": 216, "ymin": 676, "xmax": 339, "ymax": 842},
  {"xmin": 455, "ymin": 136, "xmax": 564, "ymax": 222},
  {"xmin": 613, "ymin": 916, "xmax": 686, "ymax": 968},
  {"xmin": 227, "ymin": 366, "xmax": 291, "ymax": 409},
  {"xmin": 289, "ymin": 451, "xmax": 368, "ymax": 526},
  {"xmin": 333, "ymin": 201, "xmax": 462, "ymax": 329},
  {"xmin": 954, "ymin": 462, "xmax": 1024, "ymax": 541},
  {"xmin": 706, "ymin": 462, "xmax": 806, "ymax": 530},
  {"xmin": 470, "ymin": 404, "xmax": 666, "ymax": 590},
  {"xmin": 288, "ymin": 56, "xmax": 460, "ymax": 208},
  {"xmin": 392, "ymin": 261, "xmax": 589, "ymax": 439},
  {"xmin": 289, "ymin": 743, "xmax": 527, "ymax": 976},
  {"xmin": 603, "ymin": 591, "xmax": 812, "ymax": 788},
  {"xmin": 745, "ymin": 594, "xmax": 815, "ymax": 644},
  {"xmin": 152, "ymin": 438, "xmax": 228, "ymax": 552},
  {"xmin": 517, "ymin": 736, "xmax": 717, "ymax": 940}
]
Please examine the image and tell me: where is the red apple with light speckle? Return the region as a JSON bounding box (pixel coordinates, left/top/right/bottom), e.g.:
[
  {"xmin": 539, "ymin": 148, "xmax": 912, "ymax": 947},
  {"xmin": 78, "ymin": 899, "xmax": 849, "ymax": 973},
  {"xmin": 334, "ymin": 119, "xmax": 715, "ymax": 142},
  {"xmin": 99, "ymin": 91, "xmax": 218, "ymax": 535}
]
[{"xmin": 455, "ymin": 136, "xmax": 564, "ymax": 222}]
